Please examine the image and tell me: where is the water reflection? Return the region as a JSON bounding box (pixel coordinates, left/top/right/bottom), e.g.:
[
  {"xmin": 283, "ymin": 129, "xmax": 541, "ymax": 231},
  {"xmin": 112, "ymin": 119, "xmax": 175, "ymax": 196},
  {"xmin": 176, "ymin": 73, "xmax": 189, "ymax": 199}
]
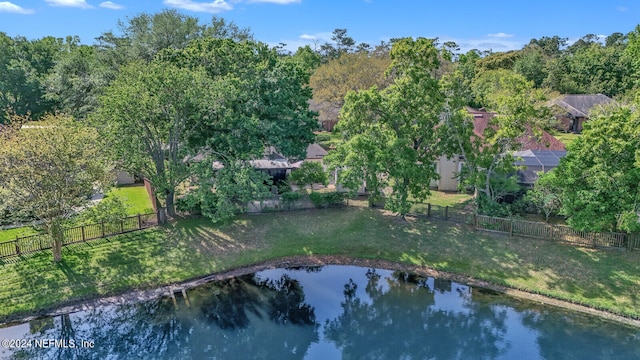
[{"xmin": 1, "ymin": 265, "xmax": 638, "ymax": 360}]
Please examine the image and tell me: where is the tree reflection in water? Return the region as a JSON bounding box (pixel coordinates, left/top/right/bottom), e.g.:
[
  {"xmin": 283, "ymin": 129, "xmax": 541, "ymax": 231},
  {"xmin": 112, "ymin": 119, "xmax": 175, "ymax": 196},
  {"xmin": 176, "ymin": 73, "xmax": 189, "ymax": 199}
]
[
  {"xmin": 325, "ymin": 269, "xmax": 509, "ymax": 360},
  {"xmin": 6, "ymin": 266, "xmax": 640, "ymax": 360},
  {"xmin": 13, "ymin": 274, "xmax": 318, "ymax": 360}
]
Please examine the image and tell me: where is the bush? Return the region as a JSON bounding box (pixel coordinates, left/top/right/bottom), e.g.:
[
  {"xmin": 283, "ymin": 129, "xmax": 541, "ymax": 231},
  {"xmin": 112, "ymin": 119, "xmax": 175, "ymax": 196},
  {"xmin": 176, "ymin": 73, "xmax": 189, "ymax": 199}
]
[
  {"xmin": 276, "ymin": 180, "xmax": 292, "ymax": 194},
  {"xmin": 309, "ymin": 191, "xmax": 348, "ymax": 208},
  {"xmin": 315, "ymin": 133, "xmax": 331, "ymax": 143},
  {"xmin": 175, "ymin": 192, "xmax": 202, "ymax": 215},
  {"xmin": 281, "ymin": 191, "xmax": 301, "ymax": 202}
]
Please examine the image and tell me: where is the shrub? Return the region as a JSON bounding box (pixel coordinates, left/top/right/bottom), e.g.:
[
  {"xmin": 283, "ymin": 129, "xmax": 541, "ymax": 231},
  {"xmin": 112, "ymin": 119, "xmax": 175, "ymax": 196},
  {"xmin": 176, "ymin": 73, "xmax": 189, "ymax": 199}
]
[
  {"xmin": 281, "ymin": 191, "xmax": 301, "ymax": 202},
  {"xmin": 309, "ymin": 191, "xmax": 348, "ymax": 208},
  {"xmin": 175, "ymin": 192, "xmax": 202, "ymax": 215},
  {"xmin": 315, "ymin": 133, "xmax": 331, "ymax": 143}
]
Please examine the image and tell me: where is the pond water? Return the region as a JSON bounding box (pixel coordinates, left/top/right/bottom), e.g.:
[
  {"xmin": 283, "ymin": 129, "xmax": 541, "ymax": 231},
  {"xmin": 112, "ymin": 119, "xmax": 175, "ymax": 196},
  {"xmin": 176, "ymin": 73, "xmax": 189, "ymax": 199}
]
[{"xmin": 1, "ymin": 265, "xmax": 639, "ymax": 359}]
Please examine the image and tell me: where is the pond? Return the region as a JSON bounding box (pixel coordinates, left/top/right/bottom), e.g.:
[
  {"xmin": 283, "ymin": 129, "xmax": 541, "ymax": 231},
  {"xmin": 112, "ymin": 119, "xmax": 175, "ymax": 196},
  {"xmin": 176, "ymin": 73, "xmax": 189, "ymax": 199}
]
[{"xmin": 1, "ymin": 265, "xmax": 639, "ymax": 359}]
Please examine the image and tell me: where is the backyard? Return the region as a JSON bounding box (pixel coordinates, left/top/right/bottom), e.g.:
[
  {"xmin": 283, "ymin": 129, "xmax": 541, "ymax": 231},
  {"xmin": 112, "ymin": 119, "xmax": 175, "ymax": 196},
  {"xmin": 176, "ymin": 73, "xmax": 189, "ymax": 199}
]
[
  {"xmin": 0, "ymin": 206, "xmax": 638, "ymax": 324},
  {"xmin": 0, "ymin": 185, "xmax": 153, "ymax": 243}
]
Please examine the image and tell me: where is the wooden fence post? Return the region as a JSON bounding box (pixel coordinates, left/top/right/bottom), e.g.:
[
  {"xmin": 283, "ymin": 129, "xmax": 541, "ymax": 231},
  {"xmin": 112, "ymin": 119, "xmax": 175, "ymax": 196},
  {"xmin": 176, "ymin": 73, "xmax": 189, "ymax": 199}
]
[
  {"xmin": 120, "ymin": 219, "xmax": 124, "ymax": 233},
  {"xmin": 101, "ymin": 222, "xmax": 105, "ymax": 237},
  {"xmin": 474, "ymin": 213, "xmax": 478, "ymax": 229},
  {"xmin": 15, "ymin": 237, "xmax": 20, "ymax": 256},
  {"xmin": 445, "ymin": 206, "xmax": 449, "ymax": 220},
  {"xmin": 509, "ymin": 218, "xmax": 513, "ymax": 236},
  {"xmin": 138, "ymin": 214, "xmax": 142, "ymax": 229},
  {"xmin": 427, "ymin": 203, "xmax": 431, "ymax": 217},
  {"xmin": 81, "ymin": 226, "xmax": 86, "ymax": 242}
]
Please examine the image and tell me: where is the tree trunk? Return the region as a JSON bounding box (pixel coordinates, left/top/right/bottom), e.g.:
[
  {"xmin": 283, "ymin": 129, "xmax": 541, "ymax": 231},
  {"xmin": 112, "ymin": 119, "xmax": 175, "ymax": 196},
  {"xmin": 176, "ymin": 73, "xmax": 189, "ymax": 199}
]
[
  {"xmin": 166, "ymin": 189, "xmax": 176, "ymax": 218},
  {"xmin": 155, "ymin": 196, "xmax": 167, "ymax": 225},
  {"xmin": 50, "ymin": 220, "xmax": 64, "ymax": 263}
]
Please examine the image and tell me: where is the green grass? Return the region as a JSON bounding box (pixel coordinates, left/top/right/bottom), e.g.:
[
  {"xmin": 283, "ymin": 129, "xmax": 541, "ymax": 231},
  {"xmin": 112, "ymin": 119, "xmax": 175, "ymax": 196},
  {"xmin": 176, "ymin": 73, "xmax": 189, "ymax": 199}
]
[
  {"xmin": 0, "ymin": 185, "xmax": 153, "ymax": 243},
  {"xmin": 0, "ymin": 207, "xmax": 638, "ymax": 322},
  {"xmin": 315, "ymin": 131, "xmax": 342, "ymax": 150},
  {"xmin": 0, "ymin": 226, "xmax": 40, "ymax": 242},
  {"xmin": 108, "ymin": 185, "xmax": 154, "ymax": 215},
  {"xmin": 424, "ymin": 190, "xmax": 473, "ymax": 208},
  {"xmin": 552, "ymin": 131, "xmax": 580, "ymax": 147}
]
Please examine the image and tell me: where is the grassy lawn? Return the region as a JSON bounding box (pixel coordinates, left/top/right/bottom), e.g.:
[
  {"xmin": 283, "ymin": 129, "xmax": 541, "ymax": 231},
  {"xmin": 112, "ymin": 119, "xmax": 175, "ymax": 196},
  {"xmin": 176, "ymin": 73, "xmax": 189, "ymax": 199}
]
[
  {"xmin": 315, "ymin": 131, "xmax": 342, "ymax": 150},
  {"xmin": 108, "ymin": 185, "xmax": 154, "ymax": 215},
  {"xmin": 0, "ymin": 226, "xmax": 40, "ymax": 242},
  {"xmin": 424, "ymin": 190, "xmax": 473, "ymax": 208},
  {"xmin": 0, "ymin": 185, "xmax": 153, "ymax": 243},
  {"xmin": 0, "ymin": 207, "xmax": 638, "ymax": 322},
  {"xmin": 552, "ymin": 131, "xmax": 580, "ymax": 147}
]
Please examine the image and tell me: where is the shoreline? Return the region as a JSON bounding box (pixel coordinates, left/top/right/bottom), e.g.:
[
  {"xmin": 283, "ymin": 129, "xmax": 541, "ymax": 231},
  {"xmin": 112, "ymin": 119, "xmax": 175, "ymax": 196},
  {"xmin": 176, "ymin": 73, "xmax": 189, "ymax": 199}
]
[{"xmin": 2, "ymin": 254, "xmax": 639, "ymax": 329}]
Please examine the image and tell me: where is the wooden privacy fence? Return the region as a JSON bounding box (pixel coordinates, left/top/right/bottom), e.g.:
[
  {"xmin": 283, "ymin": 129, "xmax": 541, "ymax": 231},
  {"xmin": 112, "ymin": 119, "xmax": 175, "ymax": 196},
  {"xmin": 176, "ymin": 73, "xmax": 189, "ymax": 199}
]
[
  {"xmin": 474, "ymin": 214, "xmax": 637, "ymax": 250},
  {"xmin": 0, "ymin": 213, "xmax": 158, "ymax": 258}
]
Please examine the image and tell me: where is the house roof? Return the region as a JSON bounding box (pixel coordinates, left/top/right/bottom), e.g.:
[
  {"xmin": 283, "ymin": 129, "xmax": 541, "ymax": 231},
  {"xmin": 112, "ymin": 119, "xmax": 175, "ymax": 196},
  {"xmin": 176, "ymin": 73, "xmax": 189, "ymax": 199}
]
[
  {"xmin": 552, "ymin": 94, "xmax": 613, "ymax": 118},
  {"xmin": 249, "ymin": 159, "xmax": 294, "ymax": 170},
  {"xmin": 306, "ymin": 143, "xmax": 328, "ymax": 159},
  {"xmin": 466, "ymin": 107, "xmax": 566, "ymax": 151}
]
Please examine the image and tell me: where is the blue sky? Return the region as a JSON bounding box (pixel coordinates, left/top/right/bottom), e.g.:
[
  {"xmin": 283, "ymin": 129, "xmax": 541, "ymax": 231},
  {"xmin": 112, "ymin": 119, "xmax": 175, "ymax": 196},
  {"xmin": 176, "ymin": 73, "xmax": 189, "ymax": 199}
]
[{"xmin": 1, "ymin": 0, "xmax": 639, "ymax": 53}]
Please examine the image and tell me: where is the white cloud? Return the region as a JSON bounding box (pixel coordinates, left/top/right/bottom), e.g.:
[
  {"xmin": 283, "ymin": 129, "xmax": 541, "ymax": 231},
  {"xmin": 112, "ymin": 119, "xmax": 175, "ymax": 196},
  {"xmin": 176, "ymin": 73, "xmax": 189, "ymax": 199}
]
[
  {"xmin": 163, "ymin": 0, "xmax": 233, "ymax": 13},
  {"xmin": 248, "ymin": 0, "xmax": 300, "ymax": 3},
  {"xmin": 45, "ymin": 0, "xmax": 93, "ymax": 9},
  {"xmin": 299, "ymin": 34, "xmax": 316, "ymax": 40},
  {"xmin": 0, "ymin": 1, "xmax": 34, "ymax": 14},
  {"xmin": 488, "ymin": 32, "xmax": 514, "ymax": 38},
  {"xmin": 616, "ymin": 6, "xmax": 628, "ymax": 12},
  {"xmin": 437, "ymin": 35, "xmax": 523, "ymax": 54},
  {"xmin": 99, "ymin": 1, "xmax": 123, "ymax": 9}
]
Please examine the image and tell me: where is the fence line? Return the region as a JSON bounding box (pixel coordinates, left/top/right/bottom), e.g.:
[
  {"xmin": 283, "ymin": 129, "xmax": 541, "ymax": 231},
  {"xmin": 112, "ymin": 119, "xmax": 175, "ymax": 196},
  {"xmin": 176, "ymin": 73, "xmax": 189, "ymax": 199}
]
[
  {"xmin": 474, "ymin": 214, "xmax": 634, "ymax": 250},
  {"xmin": 0, "ymin": 213, "xmax": 158, "ymax": 258}
]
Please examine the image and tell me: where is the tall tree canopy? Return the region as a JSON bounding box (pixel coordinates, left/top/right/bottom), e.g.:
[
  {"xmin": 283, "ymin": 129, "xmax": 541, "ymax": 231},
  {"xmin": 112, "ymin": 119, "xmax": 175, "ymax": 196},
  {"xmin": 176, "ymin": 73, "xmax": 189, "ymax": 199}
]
[
  {"xmin": 310, "ymin": 52, "xmax": 391, "ymax": 130},
  {"xmin": 95, "ymin": 38, "xmax": 316, "ymax": 222},
  {"xmin": 0, "ymin": 33, "xmax": 64, "ymax": 123},
  {"xmin": 329, "ymin": 37, "xmax": 450, "ymax": 217}
]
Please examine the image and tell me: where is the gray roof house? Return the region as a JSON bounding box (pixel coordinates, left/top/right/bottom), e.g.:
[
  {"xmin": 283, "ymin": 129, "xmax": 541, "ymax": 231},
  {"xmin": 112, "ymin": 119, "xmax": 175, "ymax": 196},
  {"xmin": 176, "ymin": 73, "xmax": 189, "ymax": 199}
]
[{"xmin": 551, "ymin": 94, "xmax": 614, "ymax": 133}]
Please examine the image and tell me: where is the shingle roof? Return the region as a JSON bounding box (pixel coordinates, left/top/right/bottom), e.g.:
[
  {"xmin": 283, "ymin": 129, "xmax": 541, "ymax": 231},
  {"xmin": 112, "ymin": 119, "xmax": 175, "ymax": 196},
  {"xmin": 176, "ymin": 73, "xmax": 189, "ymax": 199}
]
[
  {"xmin": 306, "ymin": 143, "xmax": 328, "ymax": 159},
  {"xmin": 552, "ymin": 94, "xmax": 613, "ymax": 118}
]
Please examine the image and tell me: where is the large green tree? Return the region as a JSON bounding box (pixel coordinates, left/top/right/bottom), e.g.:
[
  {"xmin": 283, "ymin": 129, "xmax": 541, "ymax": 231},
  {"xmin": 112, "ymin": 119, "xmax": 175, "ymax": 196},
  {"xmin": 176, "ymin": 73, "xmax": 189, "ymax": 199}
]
[
  {"xmin": 0, "ymin": 114, "xmax": 110, "ymax": 262},
  {"xmin": 94, "ymin": 60, "xmax": 210, "ymax": 223},
  {"xmin": 96, "ymin": 38, "xmax": 316, "ymax": 223},
  {"xmin": 0, "ymin": 33, "xmax": 63, "ymax": 123},
  {"xmin": 538, "ymin": 103, "xmax": 640, "ymax": 232},
  {"xmin": 310, "ymin": 51, "xmax": 391, "ymax": 130},
  {"xmin": 330, "ymin": 37, "xmax": 448, "ymax": 217}
]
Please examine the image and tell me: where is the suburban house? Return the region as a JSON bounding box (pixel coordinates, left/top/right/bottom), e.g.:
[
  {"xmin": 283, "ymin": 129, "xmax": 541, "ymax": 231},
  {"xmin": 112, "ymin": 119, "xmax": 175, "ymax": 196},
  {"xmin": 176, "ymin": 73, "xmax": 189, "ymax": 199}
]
[
  {"xmin": 431, "ymin": 107, "xmax": 566, "ymax": 191},
  {"xmin": 251, "ymin": 143, "xmax": 329, "ymax": 183},
  {"xmin": 551, "ymin": 94, "xmax": 613, "ymax": 133}
]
